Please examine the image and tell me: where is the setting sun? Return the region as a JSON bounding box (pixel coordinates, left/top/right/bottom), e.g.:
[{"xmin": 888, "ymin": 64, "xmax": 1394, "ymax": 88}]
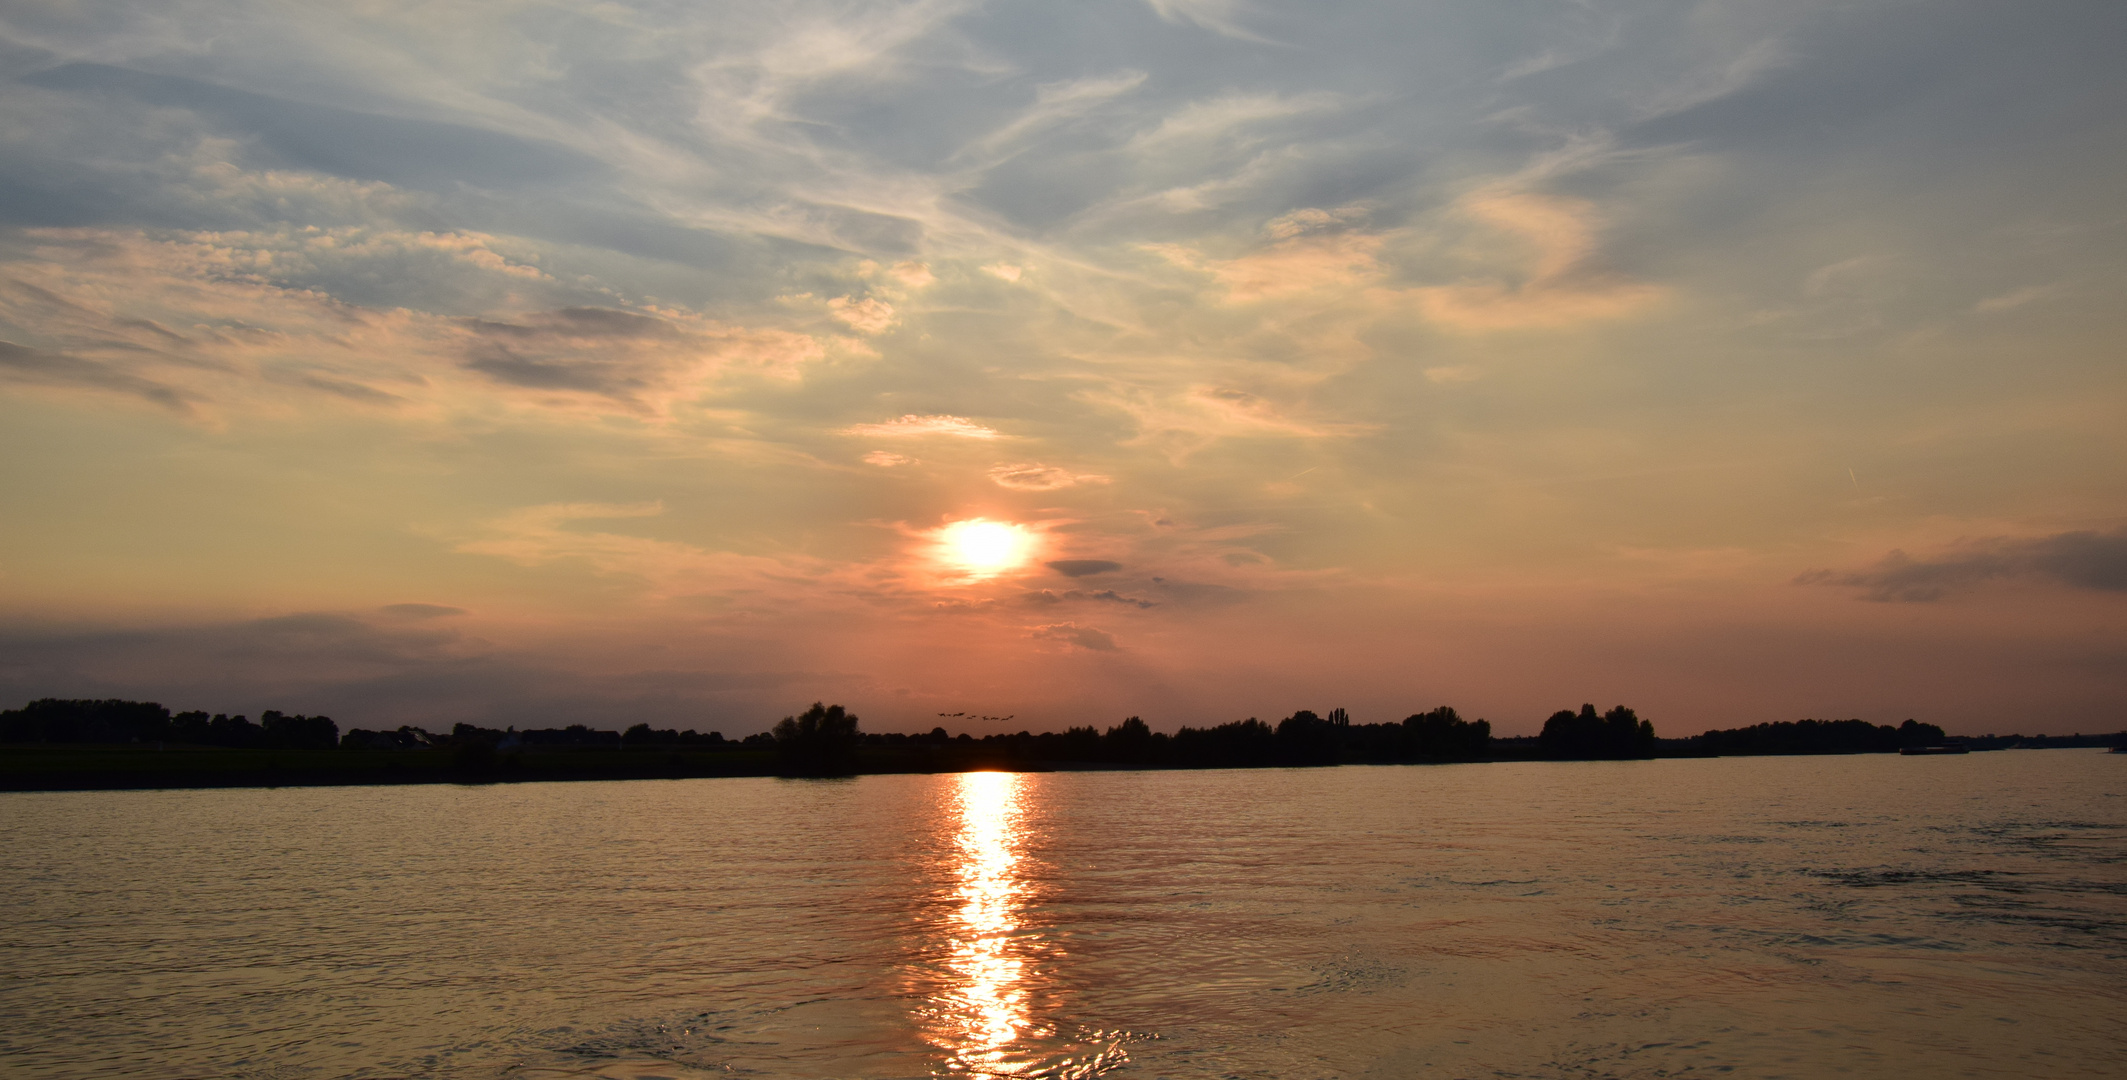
[{"xmin": 935, "ymin": 519, "xmax": 1039, "ymax": 578}]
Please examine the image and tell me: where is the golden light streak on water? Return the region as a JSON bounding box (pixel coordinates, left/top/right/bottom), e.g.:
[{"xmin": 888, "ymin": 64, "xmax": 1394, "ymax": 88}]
[{"xmin": 936, "ymin": 770, "xmax": 1038, "ymax": 1076}]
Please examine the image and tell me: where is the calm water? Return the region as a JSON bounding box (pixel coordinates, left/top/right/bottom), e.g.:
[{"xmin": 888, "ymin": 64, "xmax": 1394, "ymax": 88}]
[{"xmin": 2, "ymin": 752, "xmax": 2123, "ymax": 1079}]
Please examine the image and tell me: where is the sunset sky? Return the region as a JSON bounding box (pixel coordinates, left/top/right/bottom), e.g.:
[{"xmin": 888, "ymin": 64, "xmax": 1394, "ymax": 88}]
[{"xmin": 2, "ymin": 0, "xmax": 2122, "ymax": 736}]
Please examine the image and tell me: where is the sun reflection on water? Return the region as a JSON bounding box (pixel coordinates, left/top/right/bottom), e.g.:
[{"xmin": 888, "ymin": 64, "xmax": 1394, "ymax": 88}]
[
  {"xmin": 937, "ymin": 770, "xmax": 1037, "ymax": 1076},
  {"xmin": 927, "ymin": 771, "xmax": 1133, "ymax": 1079}
]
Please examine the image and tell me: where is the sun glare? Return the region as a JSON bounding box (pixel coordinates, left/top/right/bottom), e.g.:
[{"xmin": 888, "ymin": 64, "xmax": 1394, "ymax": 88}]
[{"xmin": 936, "ymin": 518, "xmax": 1038, "ymax": 578}]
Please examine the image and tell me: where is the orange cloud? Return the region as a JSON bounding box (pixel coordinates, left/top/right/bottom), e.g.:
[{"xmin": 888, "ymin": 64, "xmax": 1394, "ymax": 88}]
[
  {"xmin": 1150, "ymin": 194, "xmax": 1661, "ymax": 328},
  {"xmin": 828, "ymin": 295, "xmax": 898, "ymax": 334},
  {"xmin": 1406, "ymin": 191, "xmax": 1665, "ymax": 330},
  {"xmin": 844, "ymin": 414, "xmax": 1002, "ymax": 439},
  {"xmin": 1150, "ymin": 224, "xmax": 1385, "ymax": 304},
  {"xmin": 885, "ymin": 261, "xmax": 935, "ymax": 289},
  {"xmin": 988, "ymin": 462, "xmax": 1111, "ymax": 491}
]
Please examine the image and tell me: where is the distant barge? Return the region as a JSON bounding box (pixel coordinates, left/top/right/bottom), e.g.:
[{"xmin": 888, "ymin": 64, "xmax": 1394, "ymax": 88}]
[{"xmin": 1899, "ymin": 745, "xmax": 1970, "ymax": 755}]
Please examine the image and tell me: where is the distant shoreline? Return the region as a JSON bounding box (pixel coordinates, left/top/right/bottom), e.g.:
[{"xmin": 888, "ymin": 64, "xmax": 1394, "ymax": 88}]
[
  {"xmin": 6, "ymin": 698, "xmax": 2119, "ymax": 792},
  {"xmin": 3, "ymin": 737, "xmax": 2117, "ymax": 794}
]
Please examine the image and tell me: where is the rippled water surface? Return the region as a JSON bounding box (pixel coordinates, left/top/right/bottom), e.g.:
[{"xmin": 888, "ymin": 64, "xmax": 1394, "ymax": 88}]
[{"xmin": 3, "ymin": 752, "xmax": 2123, "ymax": 1078}]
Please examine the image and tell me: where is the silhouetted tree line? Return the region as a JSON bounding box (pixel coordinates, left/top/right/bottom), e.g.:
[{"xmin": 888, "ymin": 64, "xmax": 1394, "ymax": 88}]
[
  {"xmin": 0, "ymin": 698, "xmax": 337, "ymax": 749},
  {"xmin": 339, "ymin": 726, "xmax": 435, "ymax": 750},
  {"xmin": 773, "ymin": 702, "xmax": 861, "ymax": 775},
  {"xmin": 1951, "ymin": 731, "xmax": 2126, "ymax": 750},
  {"xmin": 1688, "ymin": 718, "xmax": 1947, "ymax": 755},
  {"xmin": 25, "ymin": 697, "xmax": 2093, "ymax": 786},
  {"xmin": 340, "ymin": 722, "xmax": 739, "ymax": 752},
  {"xmin": 334, "ymin": 721, "xmax": 748, "ymax": 772},
  {"xmin": 838, "ymin": 706, "xmax": 1497, "ymax": 769},
  {"xmin": 0, "ymin": 697, "xmax": 1521, "ymax": 768}
]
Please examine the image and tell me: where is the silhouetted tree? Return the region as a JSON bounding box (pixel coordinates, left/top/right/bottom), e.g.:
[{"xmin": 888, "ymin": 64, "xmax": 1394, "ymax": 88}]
[
  {"xmin": 449, "ymin": 722, "xmax": 508, "ymax": 745},
  {"xmin": 1049, "ymin": 725, "xmax": 1100, "ymax": 761},
  {"xmin": 1403, "ymin": 706, "xmax": 1492, "ymax": 759},
  {"xmin": 1539, "ymin": 703, "xmax": 1656, "ymax": 759},
  {"xmin": 204, "ymin": 713, "xmax": 265, "ymax": 748},
  {"xmin": 1102, "ymin": 716, "xmax": 1156, "ymax": 763},
  {"xmin": 259, "ymin": 710, "xmax": 338, "ymax": 750},
  {"xmin": 436, "ymin": 723, "xmax": 508, "ymax": 771},
  {"xmin": 1171, "ymin": 717, "xmax": 1277, "ymax": 766},
  {"xmin": 773, "ymin": 702, "xmax": 861, "ymax": 775},
  {"xmin": 169, "ymin": 710, "xmax": 212, "ymax": 743},
  {"xmin": 1277, "ymin": 710, "xmax": 1340, "ymax": 765}
]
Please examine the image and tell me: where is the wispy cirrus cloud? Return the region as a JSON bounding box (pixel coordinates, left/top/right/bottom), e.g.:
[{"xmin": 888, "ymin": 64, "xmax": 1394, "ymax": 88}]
[
  {"xmin": 1142, "ymin": 0, "xmax": 1276, "ymax": 44},
  {"xmin": 457, "ymin": 307, "xmax": 825, "ymax": 410},
  {"xmin": 0, "ymin": 338, "xmax": 195, "ymax": 411},
  {"xmin": 452, "ymin": 502, "xmax": 840, "ymax": 601},
  {"xmin": 1149, "ymin": 192, "xmax": 1661, "ymax": 331},
  {"xmin": 1080, "ymin": 382, "xmax": 1365, "ymax": 461},
  {"xmin": 988, "ymin": 462, "xmax": 1110, "ymax": 491},
  {"xmin": 0, "ymin": 228, "xmax": 830, "ymax": 417},
  {"xmin": 1151, "ymin": 229, "xmax": 1385, "ymax": 304},
  {"xmin": 962, "ymin": 71, "xmax": 1149, "ymax": 161},
  {"xmin": 1406, "ymin": 190, "xmax": 1665, "ymax": 330}
]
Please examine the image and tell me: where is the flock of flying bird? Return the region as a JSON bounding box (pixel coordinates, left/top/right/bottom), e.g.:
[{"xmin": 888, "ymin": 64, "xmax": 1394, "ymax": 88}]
[{"xmin": 938, "ymin": 712, "xmax": 1016, "ymax": 723}]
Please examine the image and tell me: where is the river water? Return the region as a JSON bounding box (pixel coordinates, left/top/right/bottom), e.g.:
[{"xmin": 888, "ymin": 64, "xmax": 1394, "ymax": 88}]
[{"xmin": 2, "ymin": 751, "xmax": 2122, "ymax": 1078}]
